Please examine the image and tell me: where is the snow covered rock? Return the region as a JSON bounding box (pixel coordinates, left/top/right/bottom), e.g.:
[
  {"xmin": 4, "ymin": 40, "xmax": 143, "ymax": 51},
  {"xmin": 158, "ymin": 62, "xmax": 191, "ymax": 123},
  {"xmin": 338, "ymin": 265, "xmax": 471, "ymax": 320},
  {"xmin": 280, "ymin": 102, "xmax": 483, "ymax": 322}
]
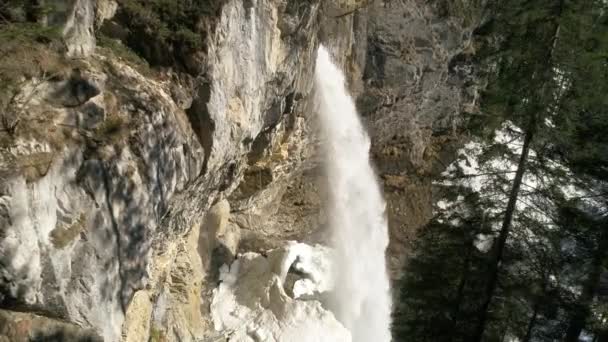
[{"xmin": 210, "ymin": 242, "xmax": 351, "ymax": 342}]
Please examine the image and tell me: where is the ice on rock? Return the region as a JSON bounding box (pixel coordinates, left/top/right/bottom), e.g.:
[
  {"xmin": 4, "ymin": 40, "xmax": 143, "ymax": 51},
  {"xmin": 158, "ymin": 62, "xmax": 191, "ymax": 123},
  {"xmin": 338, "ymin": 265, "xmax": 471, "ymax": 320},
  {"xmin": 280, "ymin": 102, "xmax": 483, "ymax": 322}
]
[{"xmin": 210, "ymin": 243, "xmax": 350, "ymax": 342}]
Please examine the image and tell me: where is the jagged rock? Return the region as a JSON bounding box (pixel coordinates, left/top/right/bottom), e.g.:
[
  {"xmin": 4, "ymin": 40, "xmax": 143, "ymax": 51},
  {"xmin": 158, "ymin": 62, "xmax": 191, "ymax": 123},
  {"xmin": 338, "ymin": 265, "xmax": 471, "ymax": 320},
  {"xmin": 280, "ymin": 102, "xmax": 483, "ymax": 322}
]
[
  {"xmin": 0, "ymin": 309, "xmax": 103, "ymax": 342},
  {"xmin": 57, "ymin": 0, "xmax": 97, "ymax": 58},
  {"xmin": 209, "ymin": 200, "xmax": 237, "ymax": 254},
  {"xmin": 324, "ymin": 0, "xmax": 370, "ymax": 18},
  {"xmin": 360, "ymin": 0, "xmax": 483, "ymax": 280},
  {"xmin": 210, "ymin": 243, "xmax": 348, "ymax": 342},
  {"xmin": 0, "ymin": 57, "xmax": 205, "ymax": 341},
  {"xmin": 120, "ymin": 291, "xmax": 152, "ymax": 342},
  {"xmin": 49, "ymin": 69, "xmax": 102, "ymax": 107},
  {"xmin": 95, "ymin": 0, "xmax": 118, "ymax": 28},
  {"xmin": 123, "ymin": 219, "xmax": 209, "ymax": 342},
  {"xmin": 201, "ymin": 199, "xmax": 240, "ymax": 273}
]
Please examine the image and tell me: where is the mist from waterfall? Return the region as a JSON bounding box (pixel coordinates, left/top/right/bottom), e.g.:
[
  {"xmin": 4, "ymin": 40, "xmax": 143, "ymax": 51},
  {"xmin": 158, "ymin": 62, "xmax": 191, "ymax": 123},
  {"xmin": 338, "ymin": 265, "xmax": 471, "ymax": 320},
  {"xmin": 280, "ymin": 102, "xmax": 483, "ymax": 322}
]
[{"xmin": 314, "ymin": 45, "xmax": 393, "ymax": 342}]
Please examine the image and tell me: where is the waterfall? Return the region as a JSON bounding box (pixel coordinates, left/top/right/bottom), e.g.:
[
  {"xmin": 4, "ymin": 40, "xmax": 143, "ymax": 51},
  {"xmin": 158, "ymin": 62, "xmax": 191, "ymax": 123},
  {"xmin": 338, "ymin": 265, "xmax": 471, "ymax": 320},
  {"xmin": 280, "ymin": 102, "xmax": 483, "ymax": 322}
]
[{"xmin": 314, "ymin": 46, "xmax": 393, "ymax": 342}]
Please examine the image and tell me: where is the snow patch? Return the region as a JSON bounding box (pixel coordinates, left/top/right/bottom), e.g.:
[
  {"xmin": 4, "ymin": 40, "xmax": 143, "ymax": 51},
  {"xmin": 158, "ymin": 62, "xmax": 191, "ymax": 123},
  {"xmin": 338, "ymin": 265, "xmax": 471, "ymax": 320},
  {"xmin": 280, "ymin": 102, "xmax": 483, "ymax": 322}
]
[{"xmin": 210, "ymin": 243, "xmax": 350, "ymax": 342}]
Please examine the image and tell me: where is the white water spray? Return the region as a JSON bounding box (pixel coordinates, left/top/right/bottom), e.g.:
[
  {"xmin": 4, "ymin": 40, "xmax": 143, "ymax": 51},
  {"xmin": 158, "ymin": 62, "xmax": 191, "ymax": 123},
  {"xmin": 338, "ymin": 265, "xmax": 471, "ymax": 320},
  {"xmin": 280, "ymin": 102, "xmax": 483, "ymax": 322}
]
[{"xmin": 315, "ymin": 46, "xmax": 392, "ymax": 342}]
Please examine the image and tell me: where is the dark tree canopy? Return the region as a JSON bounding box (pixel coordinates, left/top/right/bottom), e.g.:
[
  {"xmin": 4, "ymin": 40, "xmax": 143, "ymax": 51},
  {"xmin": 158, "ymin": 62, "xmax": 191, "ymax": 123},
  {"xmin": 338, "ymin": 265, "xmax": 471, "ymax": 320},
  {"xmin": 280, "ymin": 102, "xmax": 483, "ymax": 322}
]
[{"xmin": 393, "ymin": 0, "xmax": 608, "ymax": 341}]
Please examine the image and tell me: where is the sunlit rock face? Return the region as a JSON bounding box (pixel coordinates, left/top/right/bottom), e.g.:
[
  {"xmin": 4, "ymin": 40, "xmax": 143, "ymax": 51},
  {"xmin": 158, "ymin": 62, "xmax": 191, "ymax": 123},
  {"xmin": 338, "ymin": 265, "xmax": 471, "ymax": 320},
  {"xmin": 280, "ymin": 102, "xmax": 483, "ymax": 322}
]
[
  {"xmin": 0, "ymin": 309, "xmax": 104, "ymax": 341},
  {"xmin": 0, "ymin": 0, "xmax": 323, "ymax": 340},
  {"xmin": 45, "ymin": 0, "xmax": 98, "ymax": 57},
  {"xmin": 0, "ymin": 61, "xmax": 200, "ymax": 341}
]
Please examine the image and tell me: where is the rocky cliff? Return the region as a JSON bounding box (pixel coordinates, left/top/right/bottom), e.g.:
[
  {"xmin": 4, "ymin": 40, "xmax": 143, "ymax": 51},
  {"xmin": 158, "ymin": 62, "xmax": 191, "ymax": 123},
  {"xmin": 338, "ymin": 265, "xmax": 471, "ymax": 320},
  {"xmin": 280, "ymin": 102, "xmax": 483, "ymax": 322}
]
[{"xmin": 0, "ymin": 0, "xmax": 484, "ymax": 341}]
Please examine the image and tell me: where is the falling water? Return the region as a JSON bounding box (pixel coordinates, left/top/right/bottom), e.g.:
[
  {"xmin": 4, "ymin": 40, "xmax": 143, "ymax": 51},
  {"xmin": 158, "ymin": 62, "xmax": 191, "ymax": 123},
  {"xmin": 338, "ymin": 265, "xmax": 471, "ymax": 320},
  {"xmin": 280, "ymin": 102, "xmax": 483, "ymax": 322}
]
[{"xmin": 314, "ymin": 46, "xmax": 393, "ymax": 342}]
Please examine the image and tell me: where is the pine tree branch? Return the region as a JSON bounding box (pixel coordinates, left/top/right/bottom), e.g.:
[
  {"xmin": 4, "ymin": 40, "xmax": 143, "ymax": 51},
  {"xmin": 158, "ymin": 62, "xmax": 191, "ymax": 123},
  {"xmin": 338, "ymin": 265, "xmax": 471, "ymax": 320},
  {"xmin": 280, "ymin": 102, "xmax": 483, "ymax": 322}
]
[{"xmin": 450, "ymin": 170, "xmax": 518, "ymax": 179}]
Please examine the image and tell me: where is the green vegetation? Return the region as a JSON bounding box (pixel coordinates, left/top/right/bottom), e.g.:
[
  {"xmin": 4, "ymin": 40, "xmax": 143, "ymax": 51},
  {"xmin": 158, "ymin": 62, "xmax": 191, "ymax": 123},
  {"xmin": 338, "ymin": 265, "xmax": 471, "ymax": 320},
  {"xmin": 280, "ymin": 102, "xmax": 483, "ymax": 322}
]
[
  {"xmin": 16, "ymin": 151, "xmax": 54, "ymax": 182},
  {"xmin": 0, "ymin": 22, "xmax": 65, "ymax": 92},
  {"xmin": 0, "ymin": 22, "xmax": 61, "ymax": 43},
  {"xmin": 0, "ymin": 0, "xmax": 67, "ymax": 108},
  {"xmin": 96, "ymin": 34, "xmax": 152, "ymax": 75},
  {"xmin": 0, "ymin": 0, "xmax": 55, "ymax": 23},
  {"xmin": 0, "ymin": 19, "xmax": 68, "ymax": 137},
  {"xmin": 50, "ymin": 213, "xmax": 86, "ymax": 249},
  {"xmin": 149, "ymin": 326, "xmax": 166, "ymax": 342},
  {"xmin": 111, "ymin": 0, "xmax": 220, "ymax": 69},
  {"xmin": 431, "ymin": 0, "xmax": 486, "ymax": 27},
  {"xmin": 94, "ymin": 114, "xmax": 129, "ymax": 144}
]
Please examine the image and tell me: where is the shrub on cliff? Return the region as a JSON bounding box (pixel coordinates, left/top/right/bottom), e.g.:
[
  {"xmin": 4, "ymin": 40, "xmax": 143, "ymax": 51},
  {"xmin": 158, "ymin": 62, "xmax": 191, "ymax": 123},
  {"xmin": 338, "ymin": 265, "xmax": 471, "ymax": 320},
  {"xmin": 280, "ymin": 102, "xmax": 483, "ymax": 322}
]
[{"xmin": 107, "ymin": 0, "xmax": 224, "ymax": 73}]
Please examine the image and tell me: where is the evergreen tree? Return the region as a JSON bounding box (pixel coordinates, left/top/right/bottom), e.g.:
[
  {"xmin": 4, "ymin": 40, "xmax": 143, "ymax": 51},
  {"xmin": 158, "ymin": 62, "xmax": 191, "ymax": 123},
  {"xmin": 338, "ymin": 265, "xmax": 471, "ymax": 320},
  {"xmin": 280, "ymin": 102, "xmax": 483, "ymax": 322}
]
[
  {"xmin": 392, "ymin": 188, "xmax": 493, "ymax": 341},
  {"xmin": 394, "ymin": 1, "xmax": 608, "ymax": 340},
  {"xmin": 471, "ymin": 0, "xmax": 565, "ymax": 339},
  {"xmin": 395, "ymin": 0, "xmax": 608, "ymax": 341}
]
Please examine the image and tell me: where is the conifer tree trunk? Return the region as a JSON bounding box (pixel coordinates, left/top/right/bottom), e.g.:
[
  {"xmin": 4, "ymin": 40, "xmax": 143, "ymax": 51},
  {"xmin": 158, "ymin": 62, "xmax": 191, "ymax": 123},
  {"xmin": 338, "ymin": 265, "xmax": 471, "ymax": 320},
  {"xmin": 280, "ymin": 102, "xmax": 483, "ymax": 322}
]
[
  {"xmin": 597, "ymin": 329, "xmax": 608, "ymax": 342},
  {"xmin": 522, "ymin": 300, "xmax": 540, "ymax": 342},
  {"xmin": 522, "ymin": 280, "xmax": 547, "ymax": 342},
  {"xmin": 565, "ymin": 223, "xmax": 608, "ymax": 342},
  {"xmin": 524, "ymin": 276, "xmax": 550, "ymax": 342},
  {"xmin": 472, "ymin": 123, "xmax": 535, "ymax": 342},
  {"xmin": 472, "ymin": 2, "xmax": 564, "ymax": 338},
  {"xmin": 448, "ymin": 241, "xmax": 474, "ymax": 341}
]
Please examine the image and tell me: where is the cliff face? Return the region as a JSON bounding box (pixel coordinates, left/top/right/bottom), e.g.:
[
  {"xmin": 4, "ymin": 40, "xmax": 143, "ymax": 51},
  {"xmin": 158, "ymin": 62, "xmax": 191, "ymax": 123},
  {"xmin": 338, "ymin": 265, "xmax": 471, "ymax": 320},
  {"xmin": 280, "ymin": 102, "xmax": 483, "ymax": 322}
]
[
  {"xmin": 362, "ymin": 0, "xmax": 482, "ymax": 279},
  {"xmin": 0, "ymin": 0, "xmax": 483, "ymax": 341}
]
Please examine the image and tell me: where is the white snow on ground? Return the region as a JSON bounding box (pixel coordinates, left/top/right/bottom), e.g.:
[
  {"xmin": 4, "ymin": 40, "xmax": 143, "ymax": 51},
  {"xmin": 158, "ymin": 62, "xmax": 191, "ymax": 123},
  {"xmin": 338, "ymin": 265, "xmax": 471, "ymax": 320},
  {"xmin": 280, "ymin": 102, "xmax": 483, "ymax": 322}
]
[
  {"xmin": 210, "ymin": 242, "xmax": 351, "ymax": 342},
  {"xmin": 434, "ymin": 120, "xmax": 607, "ymax": 308},
  {"xmin": 436, "ymin": 121, "xmax": 605, "ymax": 246},
  {"xmin": 474, "ymin": 233, "xmax": 494, "ymax": 253}
]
